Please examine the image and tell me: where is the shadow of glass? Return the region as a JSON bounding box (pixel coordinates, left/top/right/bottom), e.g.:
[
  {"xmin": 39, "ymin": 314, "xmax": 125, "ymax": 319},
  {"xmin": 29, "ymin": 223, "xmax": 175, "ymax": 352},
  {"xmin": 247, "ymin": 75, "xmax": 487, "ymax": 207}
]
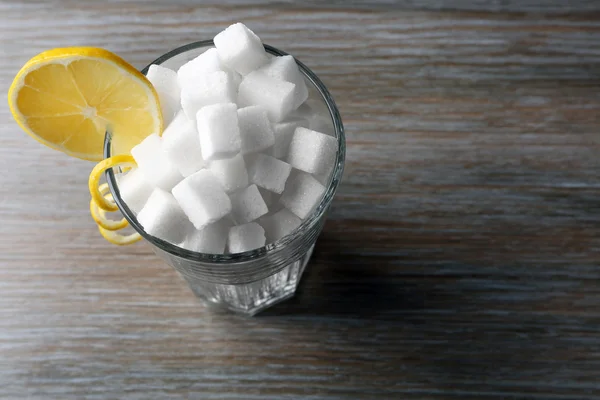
[
  {"xmin": 260, "ymin": 227, "xmax": 424, "ymax": 320},
  {"xmin": 254, "ymin": 204, "xmax": 578, "ymax": 393}
]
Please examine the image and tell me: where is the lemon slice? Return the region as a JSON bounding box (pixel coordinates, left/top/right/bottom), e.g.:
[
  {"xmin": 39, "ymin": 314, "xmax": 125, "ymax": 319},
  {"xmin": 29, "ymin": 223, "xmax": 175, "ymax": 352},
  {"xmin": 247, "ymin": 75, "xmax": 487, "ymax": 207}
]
[
  {"xmin": 90, "ymin": 183, "xmax": 128, "ymax": 231},
  {"xmin": 89, "ymin": 154, "xmax": 136, "ymax": 212},
  {"xmin": 8, "ymin": 47, "xmax": 162, "ymax": 161},
  {"xmin": 97, "ymin": 225, "xmax": 142, "ymax": 246}
]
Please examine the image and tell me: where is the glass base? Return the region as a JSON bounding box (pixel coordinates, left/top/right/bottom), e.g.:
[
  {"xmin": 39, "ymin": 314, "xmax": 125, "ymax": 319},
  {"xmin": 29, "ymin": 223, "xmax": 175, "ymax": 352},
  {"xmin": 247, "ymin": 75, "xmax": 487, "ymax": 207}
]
[{"xmin": 179, "ymin": 245, "xmax": 314, "ymax": 316}]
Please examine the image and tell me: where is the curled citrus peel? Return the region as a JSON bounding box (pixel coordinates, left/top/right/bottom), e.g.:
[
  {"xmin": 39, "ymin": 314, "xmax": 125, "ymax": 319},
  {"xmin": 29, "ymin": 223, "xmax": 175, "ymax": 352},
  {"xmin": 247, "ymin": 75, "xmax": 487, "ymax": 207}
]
[
  {"xmin": 89, "ymin": 183, "xmax": 128, "ymax": 231},
  {"xmin": 97, "ymin": 225, "xmax": 142, "ymax": 246},
  {"xmin": 88, "ymin": 155, "xmax": 136, "ymax": 212},
  {"xmin": 88, "ymin": 157, "xmax": 143, "ymax": 245},
  {"xmin": 90, "ymin": 182, "xmax": 141, "ymax": 245}
]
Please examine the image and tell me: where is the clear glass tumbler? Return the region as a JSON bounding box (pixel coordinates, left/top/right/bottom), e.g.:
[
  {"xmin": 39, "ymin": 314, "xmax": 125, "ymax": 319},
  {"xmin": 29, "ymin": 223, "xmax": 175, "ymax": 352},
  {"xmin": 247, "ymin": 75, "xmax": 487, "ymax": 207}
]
[{"xmin": 104, "ymin": 41, "xmax": 345, "ymax": 316}]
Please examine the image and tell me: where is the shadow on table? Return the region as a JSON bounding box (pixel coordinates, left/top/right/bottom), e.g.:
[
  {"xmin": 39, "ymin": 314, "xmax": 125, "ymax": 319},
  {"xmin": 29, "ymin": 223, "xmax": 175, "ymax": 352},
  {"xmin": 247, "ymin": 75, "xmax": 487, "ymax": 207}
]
[
  {"xmin": 260, "ymin": 228, "xmax": 423, "ymax": 319},
  {"xmin": 257, "ymin": 203, "xmax": 558, "ymax": 392}
]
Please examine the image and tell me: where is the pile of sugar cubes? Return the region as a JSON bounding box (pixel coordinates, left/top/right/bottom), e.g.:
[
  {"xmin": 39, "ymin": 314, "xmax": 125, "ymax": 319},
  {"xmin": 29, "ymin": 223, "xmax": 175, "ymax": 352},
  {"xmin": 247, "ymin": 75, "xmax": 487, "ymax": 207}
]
[{"xmin": 118, "ymin": 23, "xmax": 337, "ymax": 254}]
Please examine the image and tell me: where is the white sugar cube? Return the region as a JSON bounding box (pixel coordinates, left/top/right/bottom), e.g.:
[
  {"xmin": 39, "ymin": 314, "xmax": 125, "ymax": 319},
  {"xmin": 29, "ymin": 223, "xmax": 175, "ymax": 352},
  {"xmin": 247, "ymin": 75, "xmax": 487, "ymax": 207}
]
[
  {"xmin": 137, "ymin": 189, "xmax": 192, "ymax": 244},
  {"xmin": 177, "ymin": 47, "xmax": 242, "ymax": 90},
  {"xmin": 162, "ymin": 110, "xmax": 205, "ymax": 177},
  {"xmin": 287, "ymin": 127, "xmax": 337, "ymax": 175},
  {"xmin": 228, "ymin": 222, "xmax": 266, "ymax": 253},
  {"xmin": 238, "ymin": 71, "xmax": 296, "ymax": 122},
  {"xmin": 196, "ymin": 103, "xmax": 241, "ymax": 160},
  {"xmin": 247, "ymin": 153, "xmax": 292, "ymax": 194},
  {"xmin": 214, "ymin": 23, "xmax": 268, "ymax": 75},
  {"xmin": 177, "ymin": 48, "xmax": 222, "ymax": 85},
  {"xmin": 271, "ymin": 118, "xmax": 308, "ymax": 159},
  {"xmin": 147, "ymin": 65, "xmax": 180, "ymax": 126},
  {"xmin": 181, "ymin": 218, "xmax": 231, "ymax": 254},
  {"xmin": 237, "ymin": 105, "xmax": 275, "ymax": 154},
  {"xmin": 131, "ymin": 133, "xmax": 183, "ymax": 191},
  {"xmin": 172, "ymin": 169, "xmax": 232, "ymax": 229},
  {"xmin": 280, "ymin": 171, "xmax": 325, "ymax": 219},
  {"xmin": 259, "ymin": 208, "xmax": 302, "ymax": 243},
  {"xmin": 180, "ymin": 71, "xmax": 237, "ymax": 119},
  {"xmin": 117, "ymin": 168, "xmax": 153, "ymax": 214},
  {"xmin": 314, "ymin": 161, "xmax": 335, "ymax": 186},
  {"xmin": 209, "ymin": 154, "xmax": 248, "ymax": 193},
  {"xmin": 230, "ymin": 184, "xmax": 268, "ymax": 224},
  {"xmin": 258, "ymin": 55, "xmax": 308, "ymax": 109}
]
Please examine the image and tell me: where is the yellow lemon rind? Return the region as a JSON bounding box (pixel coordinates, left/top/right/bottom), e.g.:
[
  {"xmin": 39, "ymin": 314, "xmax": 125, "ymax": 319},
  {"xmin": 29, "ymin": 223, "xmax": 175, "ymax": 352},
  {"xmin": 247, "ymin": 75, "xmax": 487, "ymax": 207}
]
[
  {"xmin": 89, "ymin": 185, "xmax": 128, "ymax": 231},
  {"xmin": 8, "ymin": 47, "xmax": 163, "ymax": 161},
  {"xmin": 89, "ymin": 155, "xmax": 136, "ymax": 212},
  {"xmin": 98, "ymin": 225, "xmax": 142, "ymax": 246}
]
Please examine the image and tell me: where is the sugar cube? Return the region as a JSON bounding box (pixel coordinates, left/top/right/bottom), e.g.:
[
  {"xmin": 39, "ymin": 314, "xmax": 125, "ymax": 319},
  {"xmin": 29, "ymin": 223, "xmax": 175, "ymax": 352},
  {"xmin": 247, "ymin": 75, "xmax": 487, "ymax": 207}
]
[
  {"xmin": 214, "ymin": 23, "xmax": 268, "ymax": 75},
  {"xmin": 280, "ymin": 171, "xmax": 326, "ymax": 219},
  {"xmin": 162, "ymin": 110, "xmax": 205, "ymax": 177},
  {"xmin": 177, "ymin": 48, "xmax": 223, "ymax": 86},
  {"xmin": 172, "ymin": 169, "xmax": 232, "ymax": 229},
  {"xmin": 196, "ymin": 103, "xmax": 241, "ymax": 160},
  {"xmin": 229, "ymin": 184, "xmax": 268, "ymax": 224},
  {"xmin": 137, "ymin": 189, "xmax": 192, "ymax": 244},
  {"xmin": 247, "ymin": 153, "xmax": 292, "ymax": 194},
  {"xmin": 237, "ymin": 105, "xmax": 275, "ymax": 154},
  {"xmin": 259, "ymin": 208, "xmax": 302, "ymax": 243},
  {"xmin": 131, "ymin": 133, "xmax": 183, "ymax": 191},
  {"xmin": 117, "ymin": 168, "xmax": 153, "ymax": 214},
  {"xmin": 177, "ymin": 47, "xmax": 242, "ymax": 90},
  {"xmin": 180, "ymin": 218, "xmax": 231, "ymax": 254},
  {"xmin": 314, "ymin": 161, "xmax": 335, "ymax": 186},
  {"xmin": 258, "ymin": 55, "xmax": 308, "ymax": 109},
  {"xmin": 287, "ymin": 127, "xmax": 337, "ymax": 175},
  {"xmin": 271, "ymin": 118, "xmax": 308, "ymax": 159},
  {"xmin": 228, "ymin": 222, "xmax": 266, "ymax": 253},
  {"xmin": 180, "ymin": 71, "xmax": 237, "ymax": 119},
  {"xmin": 146, "ymin": 65, "xmax": 180, "ymax": 126},
  {"xmin": 209, "ymin": 154, "xmax": 248, "ymax": 193},
  {"xmin": 238, "ymin": 71, "xmax": 296, "ymax": 122}
]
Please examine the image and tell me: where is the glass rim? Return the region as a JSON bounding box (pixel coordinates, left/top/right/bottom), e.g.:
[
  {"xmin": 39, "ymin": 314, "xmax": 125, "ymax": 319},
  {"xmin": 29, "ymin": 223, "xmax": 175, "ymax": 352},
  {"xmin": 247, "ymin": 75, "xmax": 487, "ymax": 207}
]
[{"xmin": 105, "ymin": 40, "xmax": 346, "ymax": 265}]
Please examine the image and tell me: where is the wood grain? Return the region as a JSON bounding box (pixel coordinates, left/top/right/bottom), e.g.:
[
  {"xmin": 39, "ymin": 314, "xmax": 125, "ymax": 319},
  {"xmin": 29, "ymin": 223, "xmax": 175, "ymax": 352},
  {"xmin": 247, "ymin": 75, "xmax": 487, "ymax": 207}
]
[{"xmin": 1, "ymin": 1, "xmax": 600, "ymax": 399}]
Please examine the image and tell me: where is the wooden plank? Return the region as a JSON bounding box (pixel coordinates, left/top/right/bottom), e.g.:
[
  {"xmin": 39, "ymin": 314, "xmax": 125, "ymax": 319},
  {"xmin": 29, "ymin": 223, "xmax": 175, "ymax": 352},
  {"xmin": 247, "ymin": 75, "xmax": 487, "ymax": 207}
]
[
  {"xmin": 13, "ymin": 0, "xmax": 600, "ymax": 13},
  {"xmin": 1, "ymin": 1, "xmax": 599, "ymax": 399}
]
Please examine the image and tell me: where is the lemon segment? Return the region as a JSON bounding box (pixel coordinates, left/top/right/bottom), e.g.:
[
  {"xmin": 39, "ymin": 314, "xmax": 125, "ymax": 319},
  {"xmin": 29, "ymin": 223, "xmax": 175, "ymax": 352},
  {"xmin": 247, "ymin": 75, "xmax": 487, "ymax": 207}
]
[{"xmin": 8, "ymin": 47, "xmax": 162, "ymax": 161}]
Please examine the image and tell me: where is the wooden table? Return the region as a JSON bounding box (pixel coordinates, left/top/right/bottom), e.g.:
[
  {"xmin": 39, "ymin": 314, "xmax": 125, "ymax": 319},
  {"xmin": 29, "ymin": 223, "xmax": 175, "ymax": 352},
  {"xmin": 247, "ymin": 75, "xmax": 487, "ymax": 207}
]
[{"xmin": 2, "ymin": 1, "xmax": 599, "ymax": 398}]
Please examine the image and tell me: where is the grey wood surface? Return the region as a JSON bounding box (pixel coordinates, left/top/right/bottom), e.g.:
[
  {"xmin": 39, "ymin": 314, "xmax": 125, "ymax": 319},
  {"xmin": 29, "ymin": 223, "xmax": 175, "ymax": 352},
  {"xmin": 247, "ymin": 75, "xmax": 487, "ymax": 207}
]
[{"xmin": 1, "ymin": 1, "xmax": 600, "ymax": 399}]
